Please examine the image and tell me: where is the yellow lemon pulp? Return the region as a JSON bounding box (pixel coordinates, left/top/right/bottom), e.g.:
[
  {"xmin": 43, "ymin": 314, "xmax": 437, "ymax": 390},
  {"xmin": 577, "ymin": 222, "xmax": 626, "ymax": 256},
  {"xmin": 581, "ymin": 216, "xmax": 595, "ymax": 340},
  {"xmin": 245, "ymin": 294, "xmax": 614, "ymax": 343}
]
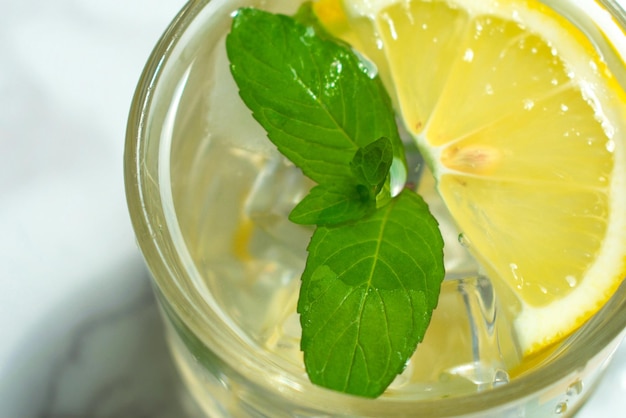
[{"xmin": 316, "ymin": 0, "xmax": 626, "ymax": 355}]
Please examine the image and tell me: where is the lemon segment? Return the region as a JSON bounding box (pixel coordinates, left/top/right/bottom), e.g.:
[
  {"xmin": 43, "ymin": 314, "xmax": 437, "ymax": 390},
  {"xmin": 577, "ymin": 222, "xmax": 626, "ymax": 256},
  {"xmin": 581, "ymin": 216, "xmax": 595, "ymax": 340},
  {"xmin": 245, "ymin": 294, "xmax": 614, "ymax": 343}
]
[
  {"xmin": 316, "ymin": 0, "xmax": 626, "ymax": 355},
  {"xmin": 313, "ymin": 0, "xmax": 363, "ymax": 48}
]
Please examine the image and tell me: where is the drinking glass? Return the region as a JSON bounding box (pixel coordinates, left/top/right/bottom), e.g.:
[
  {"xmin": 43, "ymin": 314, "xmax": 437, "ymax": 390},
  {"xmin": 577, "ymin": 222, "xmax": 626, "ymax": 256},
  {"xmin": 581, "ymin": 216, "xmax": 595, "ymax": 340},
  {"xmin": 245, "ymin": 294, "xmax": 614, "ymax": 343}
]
[{"xmin": 124, "ymin": 0, "xmax": 626, "ymax": 416}]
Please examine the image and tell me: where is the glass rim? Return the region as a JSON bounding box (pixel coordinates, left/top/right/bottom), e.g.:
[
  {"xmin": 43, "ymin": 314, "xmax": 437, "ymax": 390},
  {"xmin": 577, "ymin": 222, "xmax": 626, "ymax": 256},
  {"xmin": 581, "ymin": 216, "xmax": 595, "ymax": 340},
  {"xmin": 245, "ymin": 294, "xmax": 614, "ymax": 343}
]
[{"xmin": 124, "ymin": 0, "xmax": 626, "ymax": 414}]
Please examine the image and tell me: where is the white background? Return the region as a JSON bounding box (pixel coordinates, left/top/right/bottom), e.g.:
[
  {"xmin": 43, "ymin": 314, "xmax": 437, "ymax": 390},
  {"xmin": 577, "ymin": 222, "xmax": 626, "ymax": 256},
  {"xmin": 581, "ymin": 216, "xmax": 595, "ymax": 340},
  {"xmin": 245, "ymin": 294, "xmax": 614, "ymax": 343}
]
[{"xmin": 0, "ymin": 0, "xmax": 625, "ymax": 416}]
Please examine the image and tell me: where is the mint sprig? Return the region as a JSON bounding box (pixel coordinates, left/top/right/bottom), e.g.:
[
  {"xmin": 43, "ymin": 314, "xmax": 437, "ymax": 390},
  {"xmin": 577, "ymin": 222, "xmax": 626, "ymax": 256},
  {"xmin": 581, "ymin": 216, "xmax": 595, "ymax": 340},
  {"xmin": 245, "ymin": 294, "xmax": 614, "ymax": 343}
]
[
  {"xmin": 226, "ymin": 6, "xmax": 405, "ymax": 187},
  {"xmin": 299, "ymin": 189, "xmax": 444, "ymax": 397},
  {"xmin": 226, "ymin": 5, "xmax": 445, "ymax": 398},
  {"xmin": 290, "ymin": 137, "xmax": 393, "ymax": 225}
]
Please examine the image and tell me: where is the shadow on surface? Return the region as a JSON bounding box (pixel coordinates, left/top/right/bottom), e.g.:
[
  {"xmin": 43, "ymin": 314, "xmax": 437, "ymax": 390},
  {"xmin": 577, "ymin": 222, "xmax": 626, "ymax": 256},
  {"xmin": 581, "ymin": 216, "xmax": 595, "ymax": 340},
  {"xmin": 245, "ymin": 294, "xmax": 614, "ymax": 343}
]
[{"xmin": 0, "ymin": 255, "xmax": 202, "ymax": 418}]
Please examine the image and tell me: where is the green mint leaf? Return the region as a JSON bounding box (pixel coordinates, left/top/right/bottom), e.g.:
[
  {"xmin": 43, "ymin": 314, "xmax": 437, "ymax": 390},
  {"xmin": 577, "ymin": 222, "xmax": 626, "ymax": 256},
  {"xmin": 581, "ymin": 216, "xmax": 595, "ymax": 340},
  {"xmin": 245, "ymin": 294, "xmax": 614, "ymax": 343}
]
[
  {"xmin": 290, "ymin": 138, "xmax": 393, "ymax": 226},
  {"xmin": 226, "ymin": 7, "xmax": 406, "ymax": 186},
  {"xmin": 289, "ymin": 183, "xmax": 376, "ymax": 225},
  {"xmin": 289, "ymin": 183, "xmax": 374, "ymax": 226},
  {"xmin": 375, "ymin": 177, "xmax": 393, "ymax": 209},
  {"xmin": 298, "ymin": 189, "xmax": 445, "ymax": 398},
  {"xmin": 350, "ymin": 136, "xmax": 393, "ymax": 193}
]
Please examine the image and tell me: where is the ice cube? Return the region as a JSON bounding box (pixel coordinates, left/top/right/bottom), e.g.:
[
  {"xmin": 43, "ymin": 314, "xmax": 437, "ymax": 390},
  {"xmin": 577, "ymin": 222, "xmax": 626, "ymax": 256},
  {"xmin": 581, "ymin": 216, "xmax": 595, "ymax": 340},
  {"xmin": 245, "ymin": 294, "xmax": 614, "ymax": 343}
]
[
  {"xmin": 387, "ymin": 276, "xmax": 522, "ymax": 399},
  {"xmin": 243, "ymin": 154, "xmax": 313, "ymax": 269}
]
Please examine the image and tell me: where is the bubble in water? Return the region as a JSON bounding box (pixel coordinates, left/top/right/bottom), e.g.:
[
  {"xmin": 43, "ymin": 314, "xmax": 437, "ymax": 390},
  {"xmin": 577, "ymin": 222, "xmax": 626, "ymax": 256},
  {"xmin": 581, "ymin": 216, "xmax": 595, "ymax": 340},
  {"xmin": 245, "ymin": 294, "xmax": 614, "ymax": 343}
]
[
  {"xmin": 566, "ymin": 380, "xmax": 583, "ymax": 396},
  {"xmin": 352, "ymin": 48, "xmax": 378, "ymax": 78},
  {"xmin": 523, "ymin": 98, "xmax": 535, "ymax": 110},
  {"xmin": 565, "ymin": 275, "xmax": 578, "ymax": 288},
  {"xmin": 458, "ymin": 233, "xmax": 471, "ymax": 248},
  {"xmin": 510, "ymin": 263, "xmax": 521, "ymax": 283},
  {"xmin": 606, "ymin": 139, "xmax": 616, "ymax": 153},
  {"xmin": 493, "ymin": 369, "xmax": 510, "ymax": 387},
  {"xmin": 555, "ymin": 402, "xmax": 568, "ymax": 414},
  {"xmin": 442, "ymin": 362, "xmax": 510, "ymax": 391}
]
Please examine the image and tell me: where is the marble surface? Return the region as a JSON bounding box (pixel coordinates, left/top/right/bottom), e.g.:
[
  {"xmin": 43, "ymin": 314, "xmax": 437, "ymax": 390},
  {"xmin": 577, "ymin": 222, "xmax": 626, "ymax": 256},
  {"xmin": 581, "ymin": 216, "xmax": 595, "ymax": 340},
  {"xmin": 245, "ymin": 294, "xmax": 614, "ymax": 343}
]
[{"xmin": 0, "ymin": 1, "xmax": 625, "ymax": 417}]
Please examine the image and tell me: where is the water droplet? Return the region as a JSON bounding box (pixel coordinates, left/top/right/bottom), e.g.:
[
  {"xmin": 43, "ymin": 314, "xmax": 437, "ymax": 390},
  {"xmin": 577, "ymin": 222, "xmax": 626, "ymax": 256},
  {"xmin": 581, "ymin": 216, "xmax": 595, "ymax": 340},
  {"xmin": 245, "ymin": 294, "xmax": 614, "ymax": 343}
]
[
  {"xmin": 606, "ymin": 139, "xmax": 616, "ymax": 153},
  {"xmin": 523, "ymin": 99, "xmax": 535, "ymax": 110},
  {"xmin": 493, "ymin": 369, "xmax": 510, "ymax": 387},
  {"xmin": 555, "ymin": 402, "xmax": 568, "ymax": 414},
  {"xmin": 458, "ymin": 233, "xmax": 471, "ymax": 248},
  {"xmin": 485, "ymin": 84, "xmax": 494, "ymax": 95},
  {"xmin": 463, "ymin": 48, "xmax": 475, "ymax": 62},
  {"xmin": 353, "ymin": 50, "xmax": 378, "ymax": 78},
  {"xmin": 565, "ymin": 275, "xmax": 578, "ymax": 288},
  {"xmin": 560, "ymin": 103, "xmax": 569, "ymax": 112},
  {"xmin": 510, "ymin": 263, "xmax": 520, "ymax": 280},
  {"xmin": 567, "ymin": 380, "xmax": 583, "ymax": 396}
]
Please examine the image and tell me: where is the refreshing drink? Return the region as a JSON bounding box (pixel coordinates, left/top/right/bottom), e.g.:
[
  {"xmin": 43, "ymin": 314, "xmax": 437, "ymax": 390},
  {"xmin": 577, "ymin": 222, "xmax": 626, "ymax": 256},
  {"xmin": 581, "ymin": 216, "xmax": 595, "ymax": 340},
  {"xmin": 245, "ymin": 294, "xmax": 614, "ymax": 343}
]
[{"xmin": 125, "ymin": 0, "xmax": 626, "ymax": 416}]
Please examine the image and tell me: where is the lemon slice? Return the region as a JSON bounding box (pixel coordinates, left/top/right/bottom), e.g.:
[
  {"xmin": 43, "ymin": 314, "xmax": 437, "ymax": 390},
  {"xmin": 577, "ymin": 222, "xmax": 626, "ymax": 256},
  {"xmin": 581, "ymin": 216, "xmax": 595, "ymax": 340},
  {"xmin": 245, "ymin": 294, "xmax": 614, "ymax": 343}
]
[{"xmin": 316, "ymin": 0, "xmax": 626, "ymax": 355}]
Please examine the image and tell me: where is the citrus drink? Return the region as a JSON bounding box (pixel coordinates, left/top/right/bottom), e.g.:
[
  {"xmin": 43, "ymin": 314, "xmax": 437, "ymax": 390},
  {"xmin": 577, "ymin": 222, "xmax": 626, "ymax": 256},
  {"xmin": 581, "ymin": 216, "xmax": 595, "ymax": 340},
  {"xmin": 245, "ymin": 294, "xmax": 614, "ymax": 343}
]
[{"xmin": 125, "ymin": 0, "xmax": 626, "ymax": 416}]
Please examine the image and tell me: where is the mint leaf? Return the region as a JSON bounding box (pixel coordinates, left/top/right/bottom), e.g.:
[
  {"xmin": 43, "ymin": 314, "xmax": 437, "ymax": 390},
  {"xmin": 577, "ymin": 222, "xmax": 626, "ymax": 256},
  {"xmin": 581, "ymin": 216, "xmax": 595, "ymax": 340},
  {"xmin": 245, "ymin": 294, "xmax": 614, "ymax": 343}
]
[
  {"xmin": 226, "ymin": 7, "xmax": 406, "ymax": 186},
  {"xmin": 350, "ymin": 136, "xmax": 393, "ymax": 193},
  {"xmin": 290, "ymin": 137, "xmax": 393, "ymax": 226},
  {"xmin": 298, "ymin": 190, "xmax": 444, "ymax": 398},
  {"xmin": 289, "ymin": 183, "xmax": 374, "ymax": 226}
]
